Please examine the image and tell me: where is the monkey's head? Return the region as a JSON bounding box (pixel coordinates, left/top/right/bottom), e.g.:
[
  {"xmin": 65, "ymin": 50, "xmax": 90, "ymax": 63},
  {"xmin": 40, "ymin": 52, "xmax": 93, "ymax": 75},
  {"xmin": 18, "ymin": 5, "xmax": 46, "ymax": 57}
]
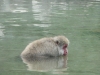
[{"xmin": 54, "ymin": 36, "xmax": 70, "ymax": 55}]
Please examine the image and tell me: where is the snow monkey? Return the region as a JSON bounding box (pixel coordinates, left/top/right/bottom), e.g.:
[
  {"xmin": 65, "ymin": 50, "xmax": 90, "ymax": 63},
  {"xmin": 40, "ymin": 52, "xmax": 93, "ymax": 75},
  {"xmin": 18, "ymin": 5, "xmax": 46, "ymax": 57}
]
[{"xmin": 21, "ymin": 36, "xmax": 69, "ymax": 58}]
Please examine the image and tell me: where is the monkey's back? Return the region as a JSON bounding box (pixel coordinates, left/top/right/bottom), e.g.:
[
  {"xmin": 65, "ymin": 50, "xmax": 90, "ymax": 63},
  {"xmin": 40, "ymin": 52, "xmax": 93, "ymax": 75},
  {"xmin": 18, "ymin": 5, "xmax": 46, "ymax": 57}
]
[{"xmin": 21, "ymin": 38, "xmax": 59, "ymax": 58}]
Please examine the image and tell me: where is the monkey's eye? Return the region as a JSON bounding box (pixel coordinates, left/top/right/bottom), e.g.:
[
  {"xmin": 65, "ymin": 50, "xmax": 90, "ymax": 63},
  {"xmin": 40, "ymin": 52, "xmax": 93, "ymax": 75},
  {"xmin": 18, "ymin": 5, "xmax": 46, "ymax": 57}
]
[{"xmin": 56, "ymin": 41, "xmax": 59, "ymax": 44}]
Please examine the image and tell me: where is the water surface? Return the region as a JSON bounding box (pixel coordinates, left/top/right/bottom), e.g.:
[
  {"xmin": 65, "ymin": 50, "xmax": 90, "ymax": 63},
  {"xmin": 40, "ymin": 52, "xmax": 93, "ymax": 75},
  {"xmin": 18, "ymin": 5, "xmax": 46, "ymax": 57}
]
[{"xmin": 0, "ymin": 0, "xmax": 100, "ymax": 75}]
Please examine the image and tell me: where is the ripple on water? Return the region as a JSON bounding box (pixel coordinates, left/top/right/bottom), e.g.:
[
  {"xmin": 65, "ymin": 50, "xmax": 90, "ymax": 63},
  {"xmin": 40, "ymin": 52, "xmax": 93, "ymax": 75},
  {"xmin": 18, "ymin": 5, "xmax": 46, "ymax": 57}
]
[
  {"xmin": 33, "ymin": 24, "xmax": 51, "ymax": 27},
  {"xmin": 11, "ymin": 24, "xmax": 21, "ymax": 26}
]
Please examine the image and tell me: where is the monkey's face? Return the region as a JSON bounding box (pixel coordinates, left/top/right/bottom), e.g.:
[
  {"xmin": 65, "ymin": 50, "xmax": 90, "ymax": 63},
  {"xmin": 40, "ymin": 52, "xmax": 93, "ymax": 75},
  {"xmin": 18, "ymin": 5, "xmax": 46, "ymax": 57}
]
[{"xmin": 54, "ymin": 36, "xmax": 69, "ymax": 56}]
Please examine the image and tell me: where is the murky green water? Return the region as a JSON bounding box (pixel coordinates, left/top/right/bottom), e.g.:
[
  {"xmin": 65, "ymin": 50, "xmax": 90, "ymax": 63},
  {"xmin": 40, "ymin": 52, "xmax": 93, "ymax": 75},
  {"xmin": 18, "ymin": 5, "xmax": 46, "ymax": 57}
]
[{"xmin": 0, "ymin": 0, "xmax": 100, "ymax": 75}]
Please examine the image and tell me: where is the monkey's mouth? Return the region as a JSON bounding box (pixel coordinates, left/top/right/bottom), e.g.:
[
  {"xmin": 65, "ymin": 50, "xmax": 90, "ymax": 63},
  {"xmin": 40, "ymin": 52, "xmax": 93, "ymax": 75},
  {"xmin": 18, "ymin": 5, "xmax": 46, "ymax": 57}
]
[{"xmin": 63, "ymin": 45, "xmax": 68, "ymax": 55}]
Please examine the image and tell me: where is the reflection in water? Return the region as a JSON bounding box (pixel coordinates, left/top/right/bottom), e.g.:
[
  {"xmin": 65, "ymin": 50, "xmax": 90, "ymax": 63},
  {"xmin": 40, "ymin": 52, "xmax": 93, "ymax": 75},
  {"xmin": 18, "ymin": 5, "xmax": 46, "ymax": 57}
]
[
  {"xmin": 0, "ymin": 23, "xmax": 5, "ymax": 38},
  {"xmin": 32, "ymin": 0, "xmax": 51, "ymax": 27},
  {"xmin": 0, "ymin": 0, "xmax": 99, "ymax": 13},
  {"xmin": 0, "ymin": 0, "xmax": 99, "ymax": 28},
  {"xmin": 21, "ymin": 55, "xmax": 67, "ymax": 73},
  {"xmin": 1, "ymin": 0, "xmax": 30, "ymax": 13},
  {"xmin": 0, "ymin": 29, "xmax": 4, "ymax": 37},
  {"xmin": 2, "ymin": 0, "xmax": 11, "ymax": 12}
]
